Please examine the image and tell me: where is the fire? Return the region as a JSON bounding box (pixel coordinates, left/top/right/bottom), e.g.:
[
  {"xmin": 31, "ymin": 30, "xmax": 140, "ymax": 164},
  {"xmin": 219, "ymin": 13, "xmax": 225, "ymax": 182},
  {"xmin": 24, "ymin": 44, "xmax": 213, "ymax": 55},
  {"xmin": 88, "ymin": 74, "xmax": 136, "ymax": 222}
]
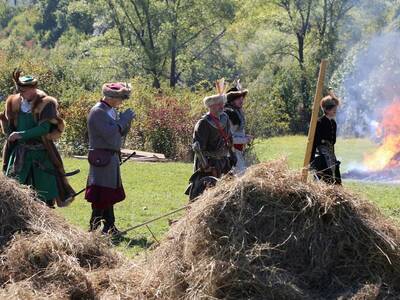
[{"xmin": 364, "ymin": 99, "xmax": 400, "ymax": 171}]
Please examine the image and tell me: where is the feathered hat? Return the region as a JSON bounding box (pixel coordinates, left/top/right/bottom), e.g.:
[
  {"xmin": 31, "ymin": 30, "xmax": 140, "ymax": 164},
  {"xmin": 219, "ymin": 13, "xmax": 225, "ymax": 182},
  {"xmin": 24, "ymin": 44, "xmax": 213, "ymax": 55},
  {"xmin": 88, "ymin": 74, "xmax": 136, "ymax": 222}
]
[
  {"xmin": 203, "ymin": 78, "xmax": 227, "ymax": 108},
  {"xmin": 226, "ymin": 79, "xmax": 248, "ymax": 103},
  {"xmin": 12, "ymin": 69, "xmax": 38, "ymax": 92},
  {"xmin": 320, "ymin": 87, "xmax": 340, "ymax": 111}
]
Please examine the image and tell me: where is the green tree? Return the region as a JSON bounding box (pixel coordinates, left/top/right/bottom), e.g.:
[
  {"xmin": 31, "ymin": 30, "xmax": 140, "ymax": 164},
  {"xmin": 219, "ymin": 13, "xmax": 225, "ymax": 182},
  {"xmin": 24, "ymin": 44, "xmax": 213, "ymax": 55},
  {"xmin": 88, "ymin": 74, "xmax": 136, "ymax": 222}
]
[
  {"xmin": 227, "ymin": 0, "xmax": 356, "ymax": 132},
  {"xmin": 0, "ymin": 2, "xmax": 17, "ymax": 29},
  {"xmin": 32, "ymin": 0, "xmax": 98, "ymax": 46},
  {"xmin": 66, "ymin": 1, "xmax": 94, "ymax": 35},
  {"xmin": 105, "ymin": 0, "xmax": 235, "ymax": 88},
  {"xmin": 34, "ymin": 0, "xmax": 69, "ymax": 47}
]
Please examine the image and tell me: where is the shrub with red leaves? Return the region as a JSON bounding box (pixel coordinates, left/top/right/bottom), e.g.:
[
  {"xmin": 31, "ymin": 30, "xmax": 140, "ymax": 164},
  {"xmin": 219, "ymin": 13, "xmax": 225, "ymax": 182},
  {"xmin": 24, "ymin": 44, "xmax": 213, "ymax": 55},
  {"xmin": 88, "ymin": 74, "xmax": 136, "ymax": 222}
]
[{"xmin": 144, "ymin": 97, "xmax": 197, "ymax": 160}]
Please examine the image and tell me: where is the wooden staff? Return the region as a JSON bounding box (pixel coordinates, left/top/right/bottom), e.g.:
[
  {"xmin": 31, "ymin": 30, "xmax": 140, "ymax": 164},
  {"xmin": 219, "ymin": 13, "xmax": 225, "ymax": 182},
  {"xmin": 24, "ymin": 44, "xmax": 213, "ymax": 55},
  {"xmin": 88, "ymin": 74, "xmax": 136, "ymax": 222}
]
[{"xmin": 301, "ymin": 59, "xmax": 328, "ymax": 182}]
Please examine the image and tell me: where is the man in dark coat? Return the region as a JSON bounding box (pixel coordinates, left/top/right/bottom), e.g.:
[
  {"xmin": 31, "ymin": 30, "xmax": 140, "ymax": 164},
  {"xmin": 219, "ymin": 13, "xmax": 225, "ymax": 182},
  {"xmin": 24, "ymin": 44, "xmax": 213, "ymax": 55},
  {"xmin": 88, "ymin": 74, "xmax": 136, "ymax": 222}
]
[
  {"xmin": 85, "ymin": 82, "xmax": 135, "ymax": 234},
  {"xmin": 0, "ymin": 70, "xmax": 75, "ymax": 208},
  {"xmin": 224, "ymin": 82, "xmax": 253, "ymax": 174},
  {"xmin": 311, "ymin": 90, "xmax": 341, "ymax": 185},
  {"xmin": 185, "ymin": 93, "xmax": 234, "ymax": 200}
]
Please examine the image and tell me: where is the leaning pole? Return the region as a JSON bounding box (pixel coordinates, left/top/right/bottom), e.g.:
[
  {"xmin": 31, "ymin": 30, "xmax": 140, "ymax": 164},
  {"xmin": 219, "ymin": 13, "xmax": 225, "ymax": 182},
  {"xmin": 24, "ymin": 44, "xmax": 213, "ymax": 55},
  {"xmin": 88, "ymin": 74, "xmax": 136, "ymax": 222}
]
[{"xmin": 301, "ymin": 59, "xmax": 328, "ymax": 182}]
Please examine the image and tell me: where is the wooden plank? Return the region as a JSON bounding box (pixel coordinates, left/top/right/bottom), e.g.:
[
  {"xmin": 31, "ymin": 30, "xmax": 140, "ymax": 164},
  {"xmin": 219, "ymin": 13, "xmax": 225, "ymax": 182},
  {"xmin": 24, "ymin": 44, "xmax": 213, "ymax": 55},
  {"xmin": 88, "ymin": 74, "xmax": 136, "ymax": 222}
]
[{"xmin": 301, "ymin": 59, "xmax": 328, "ymax": 182}]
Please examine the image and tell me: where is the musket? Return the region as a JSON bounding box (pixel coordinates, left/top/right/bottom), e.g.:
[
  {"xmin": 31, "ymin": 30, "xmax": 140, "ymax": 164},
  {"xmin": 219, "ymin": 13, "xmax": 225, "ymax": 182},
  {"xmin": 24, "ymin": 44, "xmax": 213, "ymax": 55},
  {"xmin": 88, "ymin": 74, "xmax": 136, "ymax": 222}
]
[
  {"xmin": 119, "ymin": 204, "xmax": 189, "ymax": 235},
  {"xmin": 73, "ymin": 150, "xmax": 136, "ymax": 197}
]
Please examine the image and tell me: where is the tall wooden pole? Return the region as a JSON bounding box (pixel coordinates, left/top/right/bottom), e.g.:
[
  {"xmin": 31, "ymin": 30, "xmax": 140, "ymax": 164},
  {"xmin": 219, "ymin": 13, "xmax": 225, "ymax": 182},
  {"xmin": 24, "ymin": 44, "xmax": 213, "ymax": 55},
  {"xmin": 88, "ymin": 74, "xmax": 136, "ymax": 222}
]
[{"xmin": 301, "ymin": 59, "xmax": 328, "ymax": 182}]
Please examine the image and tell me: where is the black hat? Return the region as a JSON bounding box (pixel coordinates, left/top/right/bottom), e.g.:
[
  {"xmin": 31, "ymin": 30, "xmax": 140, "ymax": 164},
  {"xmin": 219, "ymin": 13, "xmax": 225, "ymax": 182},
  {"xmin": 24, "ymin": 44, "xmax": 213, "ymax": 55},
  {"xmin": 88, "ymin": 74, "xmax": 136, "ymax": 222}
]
[{"xmin": 226, "ymin": 86, "xmax": 248, "ymax": 103}]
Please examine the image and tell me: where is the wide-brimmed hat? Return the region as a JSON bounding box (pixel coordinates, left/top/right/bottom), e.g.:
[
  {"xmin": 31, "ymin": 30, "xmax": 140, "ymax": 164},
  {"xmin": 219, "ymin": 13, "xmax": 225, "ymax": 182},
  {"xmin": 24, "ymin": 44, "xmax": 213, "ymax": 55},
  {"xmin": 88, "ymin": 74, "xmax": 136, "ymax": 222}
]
[
  {"xmin": 226, "ymin": 86, "xmax": 248, "ymax": 103},
  {"xmin": 12, "ymin": 70, "xmax": 38, "ymax": 92},
  {"xmin": 203, "ymin": 94, "xmax": 226, "ymax": 108},
  {"xmin": 102, "ymin": 82, "xmax": 131, "ymax": 99}
]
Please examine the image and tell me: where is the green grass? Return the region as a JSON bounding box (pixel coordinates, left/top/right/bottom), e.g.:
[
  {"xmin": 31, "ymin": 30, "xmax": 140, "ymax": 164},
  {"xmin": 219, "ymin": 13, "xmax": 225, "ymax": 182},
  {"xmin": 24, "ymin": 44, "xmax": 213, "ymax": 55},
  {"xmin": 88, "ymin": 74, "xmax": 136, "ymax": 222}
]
[
  {"xmin": 345, "ymin": 182, "xmax": 400, "ymax": 221},
  {"xmin": 60, "ymin": 158, "xmax": 192, "ymax": 256},
  {"xmin": 255, "ymin": 136, "xmax": 400, "ymax": 219},
  {"xmin": 254, "ymin": 135, "xmax": 377, "ymax": 170},
  {"xmin": 57, "ymin": 136, "xmax": 400, "ymax": 256}
]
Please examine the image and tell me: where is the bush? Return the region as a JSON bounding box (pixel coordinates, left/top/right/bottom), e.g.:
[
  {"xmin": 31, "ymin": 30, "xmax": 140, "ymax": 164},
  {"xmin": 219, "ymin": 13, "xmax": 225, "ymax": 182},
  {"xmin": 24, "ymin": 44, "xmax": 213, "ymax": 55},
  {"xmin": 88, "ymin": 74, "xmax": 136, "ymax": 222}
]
[
  {"xmin": 58, "ymin": 94, "xmax": 97, "ymax": 155},
  {"xmin": 245, "ymin": 75, "xmax": 291, "ymax": 138},
  {"xmin": 53, "ymin": 77, "xmax": 204, "ymax": 160},
  {"xmin": 0, "ymin": 47, "xmax": 206, "ymax": 160},
  {"xmin": 143, "ymin": 96, "xmax": 197, "ymax": 159}
]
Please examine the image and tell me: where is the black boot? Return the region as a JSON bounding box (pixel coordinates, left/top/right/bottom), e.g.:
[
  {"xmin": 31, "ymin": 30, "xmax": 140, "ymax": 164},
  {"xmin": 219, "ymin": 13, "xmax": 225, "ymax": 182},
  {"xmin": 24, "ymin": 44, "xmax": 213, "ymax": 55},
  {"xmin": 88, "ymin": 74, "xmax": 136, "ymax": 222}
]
[
  {"xmin": 102, "ymin": 206, "xmax": 124, "ymax": 236},
  {"xmin": 102, "ymin": 206, "xmax": 115, "ymax": 234},
  {"xmin": 89, "ymin": 208, "xmax": 104, "ymax": 232}
]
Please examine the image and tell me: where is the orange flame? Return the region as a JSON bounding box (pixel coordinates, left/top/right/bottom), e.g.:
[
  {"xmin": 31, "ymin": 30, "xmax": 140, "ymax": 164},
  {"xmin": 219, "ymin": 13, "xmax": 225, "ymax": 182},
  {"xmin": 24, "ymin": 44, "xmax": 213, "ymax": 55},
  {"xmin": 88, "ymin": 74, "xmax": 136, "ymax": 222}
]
[{"xmin": 364, "ymin": 98, "xmax": 400, "ymax": 171}]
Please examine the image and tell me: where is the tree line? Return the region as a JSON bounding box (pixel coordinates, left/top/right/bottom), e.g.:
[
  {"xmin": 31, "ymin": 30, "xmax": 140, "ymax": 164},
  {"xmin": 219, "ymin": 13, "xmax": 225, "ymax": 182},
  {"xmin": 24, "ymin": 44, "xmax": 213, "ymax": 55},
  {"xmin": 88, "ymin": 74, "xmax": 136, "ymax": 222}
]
[{"xmin": 0, "ymin": 0, "xmax": 398, "ymax": 139}]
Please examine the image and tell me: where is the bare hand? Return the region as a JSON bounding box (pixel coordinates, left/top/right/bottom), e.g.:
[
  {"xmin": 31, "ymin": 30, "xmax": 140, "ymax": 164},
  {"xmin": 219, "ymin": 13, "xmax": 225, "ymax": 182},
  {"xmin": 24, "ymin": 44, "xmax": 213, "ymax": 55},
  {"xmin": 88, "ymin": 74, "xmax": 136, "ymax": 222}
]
[{"xmin": 8, "ymin": 132, "xmax": 22, "ymax": 142}]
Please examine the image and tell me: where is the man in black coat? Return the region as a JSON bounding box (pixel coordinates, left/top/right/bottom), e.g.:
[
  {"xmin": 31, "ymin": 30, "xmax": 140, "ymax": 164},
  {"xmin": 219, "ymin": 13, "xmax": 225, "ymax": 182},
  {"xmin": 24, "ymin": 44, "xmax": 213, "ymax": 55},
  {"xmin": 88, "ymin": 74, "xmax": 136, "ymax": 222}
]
[{"xmin": 311, "ymin": 91, "xmax": 341, "ymax": 185}]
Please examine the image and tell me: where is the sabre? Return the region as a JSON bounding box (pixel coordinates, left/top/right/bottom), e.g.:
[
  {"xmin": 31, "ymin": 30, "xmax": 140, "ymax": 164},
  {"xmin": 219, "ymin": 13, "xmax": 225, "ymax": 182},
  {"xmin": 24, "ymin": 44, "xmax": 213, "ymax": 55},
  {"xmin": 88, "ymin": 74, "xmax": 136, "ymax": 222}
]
[
  {"xmin": 73, "ymin": 150, "xmax": 136, "ymax": 198},
  {"xmin": 192, "ymin": 141, "xmax": 208, "ymax": 169}
]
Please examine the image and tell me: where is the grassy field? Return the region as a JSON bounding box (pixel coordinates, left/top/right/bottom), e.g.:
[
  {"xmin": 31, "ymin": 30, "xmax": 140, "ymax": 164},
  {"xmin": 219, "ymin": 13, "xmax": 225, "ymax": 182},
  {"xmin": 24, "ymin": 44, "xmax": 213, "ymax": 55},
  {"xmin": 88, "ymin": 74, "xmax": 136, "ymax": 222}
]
[
  {"xmin": 60, "ymin": 158, "xmax": 191, "ymax": 256},
  {"xmin": 58, "ymin": 136, "xmax": 400, "ymax": 256}
]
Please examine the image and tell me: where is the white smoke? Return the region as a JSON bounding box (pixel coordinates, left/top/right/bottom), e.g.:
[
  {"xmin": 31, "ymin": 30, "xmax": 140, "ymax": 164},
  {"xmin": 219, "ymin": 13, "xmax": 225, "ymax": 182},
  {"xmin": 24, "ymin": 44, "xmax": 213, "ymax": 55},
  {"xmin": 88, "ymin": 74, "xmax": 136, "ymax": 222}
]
[
  {"xmin": 333, "ymin": 31, "xmax": 400, "ymax": 179},
  {"xmin": 334, "ymin": 32, "xmax": 400, "ymax": 139}
]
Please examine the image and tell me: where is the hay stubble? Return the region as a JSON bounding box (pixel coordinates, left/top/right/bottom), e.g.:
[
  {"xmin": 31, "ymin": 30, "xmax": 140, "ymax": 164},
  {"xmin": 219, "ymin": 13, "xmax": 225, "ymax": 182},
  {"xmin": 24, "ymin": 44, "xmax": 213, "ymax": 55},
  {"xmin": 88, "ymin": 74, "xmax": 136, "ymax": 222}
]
[{"xmin": 1, "ymin": 161, "xmax": 400, "ymax": 299}]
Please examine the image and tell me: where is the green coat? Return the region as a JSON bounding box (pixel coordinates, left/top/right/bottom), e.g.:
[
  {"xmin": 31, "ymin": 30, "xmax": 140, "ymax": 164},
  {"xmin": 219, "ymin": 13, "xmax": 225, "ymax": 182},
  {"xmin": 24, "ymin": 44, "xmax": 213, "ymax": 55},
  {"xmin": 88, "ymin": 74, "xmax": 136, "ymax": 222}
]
[
  {"xmin": 5, "ymin": 111, "xmax": 58, "ymax": 203},
  {"xmin": 0, "ymin": 91, "xmax": 75, "ymax": 207}
]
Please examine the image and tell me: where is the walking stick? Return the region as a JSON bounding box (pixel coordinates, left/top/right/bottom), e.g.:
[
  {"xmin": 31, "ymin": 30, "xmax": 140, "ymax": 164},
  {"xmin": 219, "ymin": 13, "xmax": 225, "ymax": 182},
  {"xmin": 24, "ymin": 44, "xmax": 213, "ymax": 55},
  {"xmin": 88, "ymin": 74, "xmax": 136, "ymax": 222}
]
[{"xmin": 73, "ymin": 151, "xmax": 136, "ymax": 197}]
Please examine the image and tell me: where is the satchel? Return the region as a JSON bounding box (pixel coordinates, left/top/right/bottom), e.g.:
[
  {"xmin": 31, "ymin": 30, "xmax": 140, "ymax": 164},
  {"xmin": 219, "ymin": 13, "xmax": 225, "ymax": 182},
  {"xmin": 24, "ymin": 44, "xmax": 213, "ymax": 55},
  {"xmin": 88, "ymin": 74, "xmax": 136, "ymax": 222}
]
[{"xmin": 88, "ymin": 149, "xmax": 114, "ymax": 167}]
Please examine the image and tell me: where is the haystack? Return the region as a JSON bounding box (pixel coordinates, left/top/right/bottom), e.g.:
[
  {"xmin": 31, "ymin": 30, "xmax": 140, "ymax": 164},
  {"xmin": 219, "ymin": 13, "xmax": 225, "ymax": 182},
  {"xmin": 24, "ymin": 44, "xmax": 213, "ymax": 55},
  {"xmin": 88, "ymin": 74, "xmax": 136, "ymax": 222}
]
[
  {"xmin": 120, "ymin": 160, "xmax": 400, "ymax": 299},
  {"xmin": 0, "ymin": 175, "xmax": 122, "ymax": 299},
  {"xmin": 1, "ymin": 161, "xmax": 400, "ymax": 299}
]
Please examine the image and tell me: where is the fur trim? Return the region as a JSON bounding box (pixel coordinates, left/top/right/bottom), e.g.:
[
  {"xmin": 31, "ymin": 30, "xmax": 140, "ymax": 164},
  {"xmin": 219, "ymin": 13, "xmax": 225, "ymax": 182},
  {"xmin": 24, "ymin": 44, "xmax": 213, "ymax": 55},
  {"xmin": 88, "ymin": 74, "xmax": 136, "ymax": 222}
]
[
  {"xmin": 102, "ymin": 82, "xmax": 131, "ymax": 99},
  {"xmin": 34, "ymin": 93, "xmax": 65, "ymax": 140},
  {"xmin": 32, "ymin": 91, "xmax": 57, "ymax": 114},
  {"xmin": 0, "ymin": 113, "xmax": 8, "ymax": 135},
  {"xmin": 3, "ymin": 90, "xmax": 65, "ymax": 141},
  {"xmin": 203, "ymin": 94, "xmax": 226, "ymax": 108},
  {"xmin": 226, "ymin": 89, "xmax": 248, "ymax": 103},
  {"xmin": 4, "ymin": 94, "xmax": 22, "ymax": 124}
]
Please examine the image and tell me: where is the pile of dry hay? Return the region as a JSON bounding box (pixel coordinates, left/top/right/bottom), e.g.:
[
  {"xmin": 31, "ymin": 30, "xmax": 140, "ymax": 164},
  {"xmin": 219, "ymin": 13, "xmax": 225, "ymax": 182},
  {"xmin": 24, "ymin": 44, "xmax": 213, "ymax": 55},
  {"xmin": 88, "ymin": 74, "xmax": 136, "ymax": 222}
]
[
  {"xmin": 1, "ymin": 160, "xmax": 400, "ymax": 299},
  {"xmin": 0, "ymin": 175, "xmax": 121, "ymax": 299}
]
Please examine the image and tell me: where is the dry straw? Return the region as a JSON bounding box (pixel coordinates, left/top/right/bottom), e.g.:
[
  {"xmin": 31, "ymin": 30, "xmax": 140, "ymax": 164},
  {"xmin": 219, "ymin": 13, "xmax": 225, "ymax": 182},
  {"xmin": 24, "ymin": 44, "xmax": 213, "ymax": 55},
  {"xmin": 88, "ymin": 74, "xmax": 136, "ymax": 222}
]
[
  {"xmin": 0, "ymin": 175, "xmax": 122, "ymax": 299},
  {"xmin": 1, "ymin": 160, "xmax": 400, "ymax": 299}
]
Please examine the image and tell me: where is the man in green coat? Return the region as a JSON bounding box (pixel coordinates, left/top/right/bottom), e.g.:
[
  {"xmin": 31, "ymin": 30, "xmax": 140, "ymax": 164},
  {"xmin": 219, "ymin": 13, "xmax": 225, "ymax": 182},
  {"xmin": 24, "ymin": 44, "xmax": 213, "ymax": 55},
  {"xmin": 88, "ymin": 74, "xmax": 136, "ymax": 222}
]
[{"xmin": 0, "ymin": 70, "xmax": 75, "ymax": 207}]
